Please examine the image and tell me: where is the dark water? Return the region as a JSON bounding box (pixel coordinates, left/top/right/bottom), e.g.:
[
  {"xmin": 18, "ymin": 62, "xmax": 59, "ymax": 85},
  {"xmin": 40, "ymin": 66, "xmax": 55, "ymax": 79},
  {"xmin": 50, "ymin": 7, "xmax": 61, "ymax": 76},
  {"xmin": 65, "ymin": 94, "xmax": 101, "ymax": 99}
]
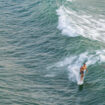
[{"xmin": 0, "ymin": 0, "xmax": 105, "ymax": 104}]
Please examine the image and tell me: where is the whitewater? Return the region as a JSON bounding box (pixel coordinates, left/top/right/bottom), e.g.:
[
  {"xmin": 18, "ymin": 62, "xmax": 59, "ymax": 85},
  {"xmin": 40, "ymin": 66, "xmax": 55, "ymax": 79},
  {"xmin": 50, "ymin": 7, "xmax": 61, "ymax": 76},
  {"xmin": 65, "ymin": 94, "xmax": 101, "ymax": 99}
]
[{"xmin": 56, "ymin": 0, "xmax": 105, "ymax": 85}]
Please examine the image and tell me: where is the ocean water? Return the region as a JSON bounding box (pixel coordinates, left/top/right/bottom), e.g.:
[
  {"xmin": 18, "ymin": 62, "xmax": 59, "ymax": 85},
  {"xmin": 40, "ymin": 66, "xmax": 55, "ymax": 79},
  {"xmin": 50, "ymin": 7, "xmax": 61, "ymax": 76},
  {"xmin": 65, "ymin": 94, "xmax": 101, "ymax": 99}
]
[{"xmin": 0, "ymin": 0, "xmax": 105, "ymax": 104}]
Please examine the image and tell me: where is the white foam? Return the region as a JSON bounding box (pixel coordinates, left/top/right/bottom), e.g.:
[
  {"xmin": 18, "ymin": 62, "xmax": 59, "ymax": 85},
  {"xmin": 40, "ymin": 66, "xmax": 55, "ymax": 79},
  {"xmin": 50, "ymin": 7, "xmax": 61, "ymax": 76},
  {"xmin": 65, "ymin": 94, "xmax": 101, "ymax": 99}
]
[
  {"xmin": 56, "ymin": 6, "xmax": 105, "ymax": 42},
  {"xmin": 44, "ymin": 74, "xmax": 56, "ymax": 77},
  {"xmin": 57, "ymin": 50, "xmax": 105, "ymax": 84},
  {"xmin": 56, "ymin": 6, "xmax": 78, "ymax": 37},
  {"xmin": 67, "ymin": 0, "xmax": 73, "ymax": 2}
]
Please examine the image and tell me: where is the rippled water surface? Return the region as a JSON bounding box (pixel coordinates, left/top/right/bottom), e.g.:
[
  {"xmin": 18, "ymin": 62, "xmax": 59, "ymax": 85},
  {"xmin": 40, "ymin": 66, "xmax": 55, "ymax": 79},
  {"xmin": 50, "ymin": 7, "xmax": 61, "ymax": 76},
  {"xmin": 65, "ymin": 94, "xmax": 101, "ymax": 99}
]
[{"xmin": 0, "ymin": 0, "xmax": 105, "ymax": 105}]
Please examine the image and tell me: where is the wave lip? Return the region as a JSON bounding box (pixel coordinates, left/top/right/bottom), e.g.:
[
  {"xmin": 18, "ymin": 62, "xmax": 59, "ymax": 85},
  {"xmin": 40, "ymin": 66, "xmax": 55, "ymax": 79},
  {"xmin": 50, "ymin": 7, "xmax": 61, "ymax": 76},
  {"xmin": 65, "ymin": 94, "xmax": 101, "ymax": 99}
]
[{"xmin": 56, "ymin": 6, "xmax": 78, "ymax": 37}]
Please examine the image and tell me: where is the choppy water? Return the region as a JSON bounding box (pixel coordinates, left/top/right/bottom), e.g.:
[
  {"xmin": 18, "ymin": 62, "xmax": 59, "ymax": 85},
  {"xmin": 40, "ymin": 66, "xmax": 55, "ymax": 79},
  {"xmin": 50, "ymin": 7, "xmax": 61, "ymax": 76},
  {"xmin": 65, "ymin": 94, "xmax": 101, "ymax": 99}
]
[{"xmin": 0, "ymin": 0, "xmax": 105, "ymax": 104}]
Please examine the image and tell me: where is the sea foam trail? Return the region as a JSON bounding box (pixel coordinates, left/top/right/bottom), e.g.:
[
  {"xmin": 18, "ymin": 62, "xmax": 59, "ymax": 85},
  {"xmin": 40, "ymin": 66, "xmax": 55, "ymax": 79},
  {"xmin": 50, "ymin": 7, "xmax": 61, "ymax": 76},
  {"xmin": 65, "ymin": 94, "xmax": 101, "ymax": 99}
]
[
  {"xmin": 57, "ymin": 50, "xmax": 105, "ymax": 84},
  {"xmin": 56, "ymin": 6, "xmax": 105, "ymax": 42}
]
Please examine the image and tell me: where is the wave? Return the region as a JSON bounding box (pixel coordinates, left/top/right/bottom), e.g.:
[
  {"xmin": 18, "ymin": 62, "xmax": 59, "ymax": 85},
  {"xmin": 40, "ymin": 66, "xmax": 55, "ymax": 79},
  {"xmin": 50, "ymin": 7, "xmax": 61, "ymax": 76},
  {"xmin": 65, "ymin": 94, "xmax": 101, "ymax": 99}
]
[
  {"xmin": 57, "ymin": 50, "xmax": 105, "ymax": 84},
  {"xmin": 56, "ymin": 6, "xmax": 78, "ymax": 37},
  {"xmin": 56, "ymin": 5, "xmax": 105, "ymax": 42}
]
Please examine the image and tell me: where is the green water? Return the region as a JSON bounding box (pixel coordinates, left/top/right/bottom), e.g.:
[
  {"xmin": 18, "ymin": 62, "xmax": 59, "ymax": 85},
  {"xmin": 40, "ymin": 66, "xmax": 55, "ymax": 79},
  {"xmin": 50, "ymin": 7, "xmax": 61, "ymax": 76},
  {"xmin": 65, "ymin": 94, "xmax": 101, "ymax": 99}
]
[{"xmin": 0, "ymin": 0, "xmax": 105, "ymax": 104}]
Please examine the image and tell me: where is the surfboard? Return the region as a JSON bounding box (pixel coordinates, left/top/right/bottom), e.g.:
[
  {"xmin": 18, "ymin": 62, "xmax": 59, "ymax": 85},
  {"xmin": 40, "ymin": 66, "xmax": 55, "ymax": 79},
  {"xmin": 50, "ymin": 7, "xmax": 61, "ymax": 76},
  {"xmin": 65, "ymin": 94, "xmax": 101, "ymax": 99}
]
[{"xmin": 78, "ymin": 79, "xmax": 84, "ymax": 85}]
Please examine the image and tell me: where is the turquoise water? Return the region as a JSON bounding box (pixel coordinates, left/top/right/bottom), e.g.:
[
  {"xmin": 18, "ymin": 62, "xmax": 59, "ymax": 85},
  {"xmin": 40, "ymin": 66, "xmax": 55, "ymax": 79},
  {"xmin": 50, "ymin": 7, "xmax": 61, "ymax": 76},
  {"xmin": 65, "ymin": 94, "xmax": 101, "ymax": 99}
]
[{"xmin": 0, "ymin": 0, "xmax": 105, "ymax": 104}]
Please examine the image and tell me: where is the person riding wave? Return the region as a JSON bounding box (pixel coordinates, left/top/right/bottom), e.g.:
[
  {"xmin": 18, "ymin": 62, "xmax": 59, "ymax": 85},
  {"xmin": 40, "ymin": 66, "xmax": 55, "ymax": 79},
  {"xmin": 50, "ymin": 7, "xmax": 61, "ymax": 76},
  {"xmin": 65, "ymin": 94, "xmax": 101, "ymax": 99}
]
[{"xmin": 80, "ymin": 63, "xmax": 88, "ymax": 81}]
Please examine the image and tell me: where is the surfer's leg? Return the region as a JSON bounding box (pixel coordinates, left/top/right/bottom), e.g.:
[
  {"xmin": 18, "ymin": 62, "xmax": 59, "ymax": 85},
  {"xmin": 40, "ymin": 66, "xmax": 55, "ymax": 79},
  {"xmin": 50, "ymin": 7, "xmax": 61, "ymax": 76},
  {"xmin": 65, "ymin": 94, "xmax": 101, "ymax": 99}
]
[{"xmin": 81, "ymin": 74, "xmax": 84, "ymax": 81}]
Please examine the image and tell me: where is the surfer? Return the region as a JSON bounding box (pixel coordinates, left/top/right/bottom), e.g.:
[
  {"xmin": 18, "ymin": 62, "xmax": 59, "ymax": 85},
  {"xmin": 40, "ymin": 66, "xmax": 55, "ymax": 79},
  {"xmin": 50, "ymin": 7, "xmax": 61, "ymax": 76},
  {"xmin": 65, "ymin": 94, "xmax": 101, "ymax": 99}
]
[{"xmin": 80, "ymin": 63, "xmax": 88, "ymax": 81}]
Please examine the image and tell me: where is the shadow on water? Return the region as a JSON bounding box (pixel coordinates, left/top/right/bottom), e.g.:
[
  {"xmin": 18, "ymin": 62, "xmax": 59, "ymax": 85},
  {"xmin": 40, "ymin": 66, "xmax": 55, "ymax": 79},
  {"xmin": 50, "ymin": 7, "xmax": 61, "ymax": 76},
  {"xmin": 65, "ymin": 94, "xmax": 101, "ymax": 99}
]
[{"xmin": 78, "ymin": 84, "xmax": 84, "ymax": 91}]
